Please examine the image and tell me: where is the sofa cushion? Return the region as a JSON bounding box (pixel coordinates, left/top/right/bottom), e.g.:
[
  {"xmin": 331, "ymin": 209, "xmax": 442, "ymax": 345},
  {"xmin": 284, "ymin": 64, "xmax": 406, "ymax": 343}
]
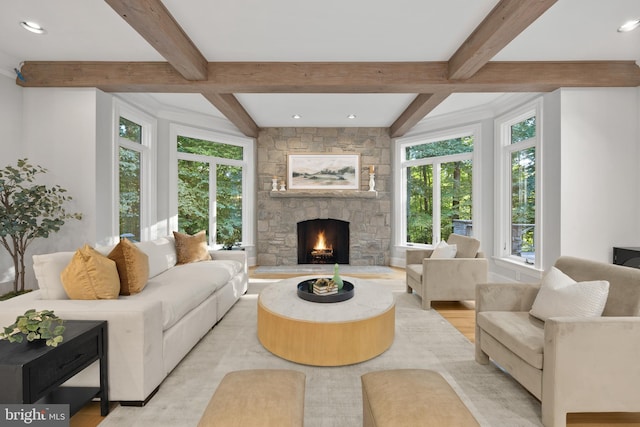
[
  {"xmin": 447, "ymin": 234, "xmax": 480, "ymax": 259},
  {"xmin": 33, "ymin": 251, "xmax": 75, "ymax": 299},
  {"xmin": 136, "ymin": 237, "xmax": 177, "ymax": 278},
  {"xmin": 477, "ymin": 311, "xmax": 544, "ymax": 369},
  {"xmin": 173, "ymin": 230, "xmax": 212, "ymax": 264},
  {"xmin": 61, "ymin": 245, "xmax": 121, "ymax": 300},
  {"xmin": 126, "ymin": 260, "xmax": 242, "ymax": 330},
  {"xmin": 108, "ymin": 238, "xmax": 150, "ymax": 295},
  {"xmin": 431, "ymin": 241, "xmax": 457, "ymax": 259},
  {"xmin": 530, "ymin": 267, "xmax": 609, "ymax": 322}
]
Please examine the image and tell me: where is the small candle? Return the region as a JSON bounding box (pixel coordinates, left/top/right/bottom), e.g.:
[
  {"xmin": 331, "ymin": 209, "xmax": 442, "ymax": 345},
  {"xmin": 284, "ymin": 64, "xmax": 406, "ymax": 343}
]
[{"xmin": 369, "ymin": 165, "xmax": 375, "ymax": 174}]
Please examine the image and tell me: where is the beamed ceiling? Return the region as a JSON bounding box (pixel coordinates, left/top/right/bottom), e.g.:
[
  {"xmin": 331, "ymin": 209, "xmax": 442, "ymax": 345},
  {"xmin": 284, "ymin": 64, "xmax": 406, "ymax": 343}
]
[{"xmin": 1, "ymin": 0, "xmax": 639, "ymax": 138}]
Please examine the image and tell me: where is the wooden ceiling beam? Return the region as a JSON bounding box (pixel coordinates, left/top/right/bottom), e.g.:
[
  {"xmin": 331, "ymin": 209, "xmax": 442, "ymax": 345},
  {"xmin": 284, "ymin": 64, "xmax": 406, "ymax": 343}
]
[
  {"xmin": 201, "ymin": 93, "xmax": 259, "ymax": 138},
  {"xmin": 390, "ymin": 93, "xmax": 451, "ymax": 138},
  {"xmin": 17, "ymin": 61, "xmax": 640, "ymax": 93},
  {"xmin": 105, "ymin": 0, "xmax": 208, "ymax": 81},
  {"xmin": 448, "ymin": 0, "xmax": 558, "ymax": 80}
]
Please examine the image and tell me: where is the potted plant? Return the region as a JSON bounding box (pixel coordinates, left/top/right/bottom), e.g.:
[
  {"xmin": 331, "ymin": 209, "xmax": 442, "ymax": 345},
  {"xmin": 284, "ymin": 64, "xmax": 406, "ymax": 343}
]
[
  {"xmin": 0, "ymin": 159, "xmax": 82, "ymax": 298},
  {"xmin": 0, "ymin": 309, "xmax": 66, "ymax": 347},
  {"xmin": 219, "ymin": 227, "xmax": 241, "ymax": 250}
]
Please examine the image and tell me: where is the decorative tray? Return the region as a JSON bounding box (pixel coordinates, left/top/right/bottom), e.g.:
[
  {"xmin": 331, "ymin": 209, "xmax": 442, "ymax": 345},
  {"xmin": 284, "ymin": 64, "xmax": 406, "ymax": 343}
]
[{"xmin": 297, "ymin": 279, "xmax": 355, "ymax": 303}]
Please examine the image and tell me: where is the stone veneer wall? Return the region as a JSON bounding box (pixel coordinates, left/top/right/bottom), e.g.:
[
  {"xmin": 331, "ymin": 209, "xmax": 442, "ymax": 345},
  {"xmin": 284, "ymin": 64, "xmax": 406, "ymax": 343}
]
[{"xmin": 257, "ymin": 127, "xmax": 391, "ymax": 266}]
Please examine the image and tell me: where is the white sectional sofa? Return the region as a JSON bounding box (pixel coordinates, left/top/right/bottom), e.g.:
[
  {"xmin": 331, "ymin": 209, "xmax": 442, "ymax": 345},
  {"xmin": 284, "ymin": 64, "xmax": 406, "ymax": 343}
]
[{"xmin": 0, "ymin": 235, "xmax": 248, "ymax": 404}]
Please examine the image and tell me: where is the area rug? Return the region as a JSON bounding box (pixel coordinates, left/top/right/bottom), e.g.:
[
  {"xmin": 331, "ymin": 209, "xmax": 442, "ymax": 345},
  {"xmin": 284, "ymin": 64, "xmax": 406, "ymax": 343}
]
[{"xmin": 99, "ymin": 278, "xmax": 542, "ymax": 427}]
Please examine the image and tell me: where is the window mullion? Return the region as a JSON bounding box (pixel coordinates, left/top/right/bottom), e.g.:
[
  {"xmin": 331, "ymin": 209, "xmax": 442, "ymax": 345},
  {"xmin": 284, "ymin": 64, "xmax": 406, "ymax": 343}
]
[
  {"xmin": 210, "ymin": 161, "xmax": 217, "ymax": 246},
  {"xmin": 433, "ymin": 162, "xmax": 441, "ymax": 243}
]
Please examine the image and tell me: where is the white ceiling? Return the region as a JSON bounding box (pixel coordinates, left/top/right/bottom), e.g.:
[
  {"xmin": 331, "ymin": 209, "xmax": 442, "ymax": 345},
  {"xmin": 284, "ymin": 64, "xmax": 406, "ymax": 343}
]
[{"xmin": 0, "ymin": 0, "xmax": 638, "ymax": 129}]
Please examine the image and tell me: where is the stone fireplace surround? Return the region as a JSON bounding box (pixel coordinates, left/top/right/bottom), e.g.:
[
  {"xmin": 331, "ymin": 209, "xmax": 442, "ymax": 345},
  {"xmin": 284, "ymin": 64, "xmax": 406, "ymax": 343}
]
[{"xmin": 257, "ymin": 127, "xmax": 391, "ymax": 266}]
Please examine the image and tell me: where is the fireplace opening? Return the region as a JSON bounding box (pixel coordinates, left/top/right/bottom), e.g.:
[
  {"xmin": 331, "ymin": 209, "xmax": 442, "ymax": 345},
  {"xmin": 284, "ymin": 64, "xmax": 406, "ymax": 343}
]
[{"xmin": 297, "ymin": 219, "xmax": 349, "ymax": 264}]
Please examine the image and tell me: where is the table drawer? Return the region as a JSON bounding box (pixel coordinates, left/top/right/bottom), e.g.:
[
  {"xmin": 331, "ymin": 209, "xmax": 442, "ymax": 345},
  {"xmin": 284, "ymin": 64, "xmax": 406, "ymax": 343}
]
[{"xmin": 29, "ymin": 335, "xmax": 99, "ymax": 400}]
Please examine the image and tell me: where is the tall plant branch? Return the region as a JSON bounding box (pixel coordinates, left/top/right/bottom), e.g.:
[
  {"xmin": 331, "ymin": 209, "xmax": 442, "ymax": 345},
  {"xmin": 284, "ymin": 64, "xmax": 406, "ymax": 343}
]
[{"xmin": 0, "ymin": 159, "xmax": 82, "ymax": 294}]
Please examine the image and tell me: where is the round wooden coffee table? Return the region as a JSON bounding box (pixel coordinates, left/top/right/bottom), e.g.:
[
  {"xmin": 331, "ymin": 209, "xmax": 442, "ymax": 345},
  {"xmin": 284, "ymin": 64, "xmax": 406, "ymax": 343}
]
[{"xmin": 257, "ymin": 276, "xmax": 395, "ymax": 366}]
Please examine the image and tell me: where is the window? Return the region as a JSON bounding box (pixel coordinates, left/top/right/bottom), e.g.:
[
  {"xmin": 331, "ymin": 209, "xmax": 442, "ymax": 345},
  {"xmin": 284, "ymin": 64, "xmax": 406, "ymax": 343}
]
[
  {"xmin": 116, "ymin": 108, "xmax": 153, "ymax": 242},
  {"xmin": 171, "ymin": 126, "xmax": 253, "ymax": 248},
  {"xmin": 398, "ymin": 127, "xmax": 478, "ymax": 246},
  {"xmin": 496, "ymin": 100, "xmax": 541, "ymax": 268}
]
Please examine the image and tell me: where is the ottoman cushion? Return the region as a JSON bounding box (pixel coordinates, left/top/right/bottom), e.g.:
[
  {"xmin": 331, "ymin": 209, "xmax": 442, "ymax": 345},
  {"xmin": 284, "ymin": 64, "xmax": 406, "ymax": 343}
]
[
  {"xmin": 361, "ymin": 369, "xmax": 479, "ymax": 427},
  {"xmin": 198, "ymin": 369, "xmax": 305, "ymax": 427}
]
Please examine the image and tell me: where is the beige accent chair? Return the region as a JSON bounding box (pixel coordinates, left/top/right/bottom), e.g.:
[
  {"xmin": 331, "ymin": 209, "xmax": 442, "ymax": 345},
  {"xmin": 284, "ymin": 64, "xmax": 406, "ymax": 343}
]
[
  {"xmin": 476, "ymin": 256, "xmax": 640, "ymax": 427},
  {"xmin": 405, "ymin": 234, "xmax": 488, "ymax": 310}
]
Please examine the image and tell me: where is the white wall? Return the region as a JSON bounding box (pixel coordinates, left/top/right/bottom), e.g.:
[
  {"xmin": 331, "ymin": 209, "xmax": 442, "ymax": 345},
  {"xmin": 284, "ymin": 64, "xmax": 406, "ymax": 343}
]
[
  {"xmin": 559, "ymin": 87, "xmax": 640, "ymax": 262},
  {"xmin": 19, "ymin": 88, "xmax": 105, "ymax": 289},
  {"xmin": 0, "ymin": 74, "xmax": 24, "ymax": 292},
  {"xmin": 540, "ymin": 90, "xmax": 562, "ymax": 270},
  {"xmin": 0, "ymin": 75, "xmax": 22, "ymax": 161}
]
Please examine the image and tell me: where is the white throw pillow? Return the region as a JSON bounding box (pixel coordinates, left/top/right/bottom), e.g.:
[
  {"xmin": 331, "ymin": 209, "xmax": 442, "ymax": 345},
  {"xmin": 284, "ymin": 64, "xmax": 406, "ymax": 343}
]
[
  {"xmin": 33, "ymin": 251, "xmax": 75, "ymax": 299},
  {"xmin": 430, "ymin": 241, "xmax": 458, "ymax": 259},
  {"xmin": 529, "ymin": 267, "xmax": 610, "ymax": 321}
]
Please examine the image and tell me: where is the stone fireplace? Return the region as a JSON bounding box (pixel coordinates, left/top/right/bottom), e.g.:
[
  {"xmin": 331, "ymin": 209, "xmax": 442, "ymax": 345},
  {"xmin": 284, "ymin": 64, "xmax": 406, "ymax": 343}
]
[
  {"xmin": 298, "ymin": 219, "xmax": 349, "ymax": 264},
  {"xmin": 257, "ymin": 127, "xmax": 392, "ymax": 266}
]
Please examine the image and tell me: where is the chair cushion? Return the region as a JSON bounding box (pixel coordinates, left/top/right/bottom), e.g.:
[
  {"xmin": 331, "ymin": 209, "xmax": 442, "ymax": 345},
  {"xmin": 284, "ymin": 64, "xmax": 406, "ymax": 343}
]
[
  {"xmin": 477, "ymin": 311, "xmax": 544, "ymax": 369},
  {"xmin": 447, "ymin": 234, "xmax": 480, "ymax": 258},
  {"xmin": 530, "ymin": 267, "xmax": 609, "ymax": 322}
]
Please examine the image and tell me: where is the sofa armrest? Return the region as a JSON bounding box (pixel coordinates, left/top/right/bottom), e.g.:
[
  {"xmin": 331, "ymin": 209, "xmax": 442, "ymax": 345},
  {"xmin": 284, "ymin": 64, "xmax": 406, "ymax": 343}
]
[
  {"xmin": 0, "ymin": 296, "xmax": 165, "ymax": 402},
  {"xmin": 406, "ymin": 249, "xmax": 433, "ymax": 265},
  {"xmin": 542, "ymin": 317, "xmax": 640, "ymax": 426},
  {"xmin": 210, "ymin": 250, "xmax": 248, "ymax": 273},
  {"xmin": 475, "ymin": 282, "xmax": 540, "ymax": 313}
]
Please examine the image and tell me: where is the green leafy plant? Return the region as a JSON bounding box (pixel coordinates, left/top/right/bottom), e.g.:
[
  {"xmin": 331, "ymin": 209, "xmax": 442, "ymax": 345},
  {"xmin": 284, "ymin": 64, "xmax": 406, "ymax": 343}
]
[
  {"xmin": 0, "ymin": 158, "xmax": 82, "ymax": 294},
  {"xmin": 0, "ymin": 309, "xmax": 66, "ymax": 347}
]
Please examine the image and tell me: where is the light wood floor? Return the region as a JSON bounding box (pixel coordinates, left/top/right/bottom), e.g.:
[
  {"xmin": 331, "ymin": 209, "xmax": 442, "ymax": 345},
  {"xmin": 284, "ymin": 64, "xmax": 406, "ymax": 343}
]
[{"xmin": 71, "ymin": 267, "xmax": 640, "ymax": 427}]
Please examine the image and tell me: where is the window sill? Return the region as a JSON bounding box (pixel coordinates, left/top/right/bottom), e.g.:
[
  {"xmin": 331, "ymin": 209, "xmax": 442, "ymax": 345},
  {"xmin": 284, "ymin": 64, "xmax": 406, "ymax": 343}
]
[{"xmin": 493, "ymin": 256, "xmax": 544, "ymax": 280}]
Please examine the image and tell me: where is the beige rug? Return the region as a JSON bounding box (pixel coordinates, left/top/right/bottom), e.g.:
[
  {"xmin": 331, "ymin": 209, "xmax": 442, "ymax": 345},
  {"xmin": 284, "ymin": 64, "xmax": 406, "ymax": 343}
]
[{"xmin": 99, "ymin": 278, "xmax": 542, "ymax": 426}]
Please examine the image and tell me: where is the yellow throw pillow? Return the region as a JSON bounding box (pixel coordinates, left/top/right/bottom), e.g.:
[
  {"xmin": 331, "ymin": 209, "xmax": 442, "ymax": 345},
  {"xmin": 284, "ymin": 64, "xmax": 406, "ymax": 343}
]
[
  {"xmin": 173, "ymin": 230, "xmax": 212, "ymax": 264},
  {"xmin": 108, "ymin": 238, "xmax": 150, "ymax": 295},
  {"xmin": 61, "ymin": 245, "xmax": 120, "ymax": 300}
]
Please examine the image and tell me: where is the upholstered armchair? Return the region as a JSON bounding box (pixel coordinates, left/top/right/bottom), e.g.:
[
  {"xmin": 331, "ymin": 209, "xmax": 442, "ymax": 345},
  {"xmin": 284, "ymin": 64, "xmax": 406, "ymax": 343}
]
[
  {"xmin": 476, "ymin": 256, "xmax": 640, "ymax": 427},
  {"xmin": 405, "ymin": 234, "xmax": 487, "ymax": 310}
]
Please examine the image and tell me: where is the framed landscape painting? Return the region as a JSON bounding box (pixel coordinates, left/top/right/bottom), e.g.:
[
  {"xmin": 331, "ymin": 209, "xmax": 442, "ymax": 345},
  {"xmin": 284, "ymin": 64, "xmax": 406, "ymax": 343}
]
[{"xmin": 288, "ymin": 153, "xmax": 360, "ymax": 190}]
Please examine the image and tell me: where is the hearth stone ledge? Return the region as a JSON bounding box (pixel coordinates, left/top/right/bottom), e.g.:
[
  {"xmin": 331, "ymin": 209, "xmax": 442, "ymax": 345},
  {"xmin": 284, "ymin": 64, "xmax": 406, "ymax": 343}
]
[{"xmin": 270, "ymin": 190, "xmax": 378, "ymax": 199}]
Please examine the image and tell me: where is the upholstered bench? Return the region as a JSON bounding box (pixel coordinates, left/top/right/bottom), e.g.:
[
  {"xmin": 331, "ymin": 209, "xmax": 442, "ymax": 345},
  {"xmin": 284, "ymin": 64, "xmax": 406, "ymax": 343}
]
[
  {"xmin": 361, "ymin": 369, "xmax": 479, "ymax": 427},
  {"xmin": 198, "ymin": 369, "xmax": 306, "ymax": 427}
]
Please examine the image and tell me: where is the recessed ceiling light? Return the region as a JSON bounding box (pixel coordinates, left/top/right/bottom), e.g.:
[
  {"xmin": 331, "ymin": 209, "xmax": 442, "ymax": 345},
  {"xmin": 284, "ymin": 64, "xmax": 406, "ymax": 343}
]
[
  {"xmin": 617, "ymin": 19, "xmax": 640, "ymax": 32},
  {"xmin": 20, "ymin": 21, "xmax": 46, "ymax": 34},
  {"xmin": 347, "ymin": 114, "xmax": 357, "ymax": 119},
  {"xmin": 292, "ymin": 114, "xmax": 301, "ymax": 119}
]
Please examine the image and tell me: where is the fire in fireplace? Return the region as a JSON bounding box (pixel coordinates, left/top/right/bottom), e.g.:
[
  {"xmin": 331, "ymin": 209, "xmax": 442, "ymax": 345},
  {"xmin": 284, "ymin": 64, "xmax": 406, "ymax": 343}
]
[
  {"xmin": 310, "ymin": 230, "xmax": 334, "ymax": 263},
  {"xmin": 297, "ymin": 219, "xmax": 349, "ymax": 264}
]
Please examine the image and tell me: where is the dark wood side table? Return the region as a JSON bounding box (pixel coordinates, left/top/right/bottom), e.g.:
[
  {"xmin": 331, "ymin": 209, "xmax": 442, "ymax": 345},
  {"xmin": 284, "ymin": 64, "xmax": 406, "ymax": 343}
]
[{"xmin": 0, "ymin": 320, "xmax": 109, "ymax": 416}]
